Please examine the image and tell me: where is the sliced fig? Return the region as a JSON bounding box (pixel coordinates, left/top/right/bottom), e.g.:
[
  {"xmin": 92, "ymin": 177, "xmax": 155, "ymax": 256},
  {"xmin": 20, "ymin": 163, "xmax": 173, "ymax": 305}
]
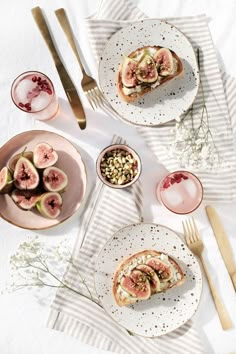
[
  {"xmin": 120, "ymin": 269, "xmax": 151, "ymax": 300},
  {"xmin": 136, "ymin": 54, "xmax": 158, "ymax": 83},
  {"xmin": 8, "ymin": 150, "xmax": 33, "ymax": 172},
  {"xmin": 0, "ymin": 167, "xmax": 13, "ymax": 194},
  {"xmin": 121, "ymin": 56, "xmax": 138, "ymax": 87},
  {"xmin": 33, "ymin": 142, "xmax": 58, "ymax": 169},
  {"xmin": 14, "ymin": 156, "xmax": 40, "ymax": 190},
  {"xmin": 153, "ymin": 48, "xmax": 174, "ymax": 76},
  {"xmin": 36, "ymin": 192, "xmax": 62, "ymax": 219},
  {"xmin": 43, "ymin": 167, "xmax": 68, "ymax": 193},
  {"xmin": 146, "ymin": 257, "xmax": 173, "ymax": 282},
  {"xmin": 136, "ymin": 264, "xmax": 160, "ymax": 294},
  {"xmin": 11, "ymin": 189, "xmax": 40, "ymax": 210}
]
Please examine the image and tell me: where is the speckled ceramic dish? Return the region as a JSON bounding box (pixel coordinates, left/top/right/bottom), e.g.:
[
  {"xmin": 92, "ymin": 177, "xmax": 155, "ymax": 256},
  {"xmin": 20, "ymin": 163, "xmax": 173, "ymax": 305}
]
[
  {"xmin": 96, "ymin": 144, "xmax": 141, "ymax": 189},
  {"xmin": 0, "ymin": 130, "xmax": 87, "ymax": 230},
  {"xmin": 99, "ymin": 19, "xmax": 199, "ymax": 126},
  {"xmin": 95, "ymin": 223, "xmax": 202, "ymax": 337}
]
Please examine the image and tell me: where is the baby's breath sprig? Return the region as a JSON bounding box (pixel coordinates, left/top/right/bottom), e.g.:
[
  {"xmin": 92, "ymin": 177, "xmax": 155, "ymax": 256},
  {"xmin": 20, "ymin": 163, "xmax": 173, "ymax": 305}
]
[
  {"xmin": 1, "ymin": 236, "xmax": 102, "ymax": 309},
  {"xmin": 168, "ymin": 49, "xmax": 221, "ymax": 170},
  {"xmin": 1, "ymin": 236, "xmax": 134, "ymax": 336}
]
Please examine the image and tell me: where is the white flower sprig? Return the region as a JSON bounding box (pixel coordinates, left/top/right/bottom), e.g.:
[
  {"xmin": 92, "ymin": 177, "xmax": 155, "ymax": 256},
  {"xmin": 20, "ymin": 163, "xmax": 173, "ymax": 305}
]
[
  {"xmin": 2, "ymin": 236, "xmax": 133, "ymax": 336},
  {"xmin": 2, "ymin": 236, "xmax": 101, "ymax": 309},
  {"xmin": 168, "ymin": 49, "xmax": 222, "ymax": 170}
]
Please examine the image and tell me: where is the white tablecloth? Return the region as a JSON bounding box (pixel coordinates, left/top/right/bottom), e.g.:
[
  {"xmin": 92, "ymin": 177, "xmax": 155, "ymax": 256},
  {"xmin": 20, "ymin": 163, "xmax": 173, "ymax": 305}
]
[{"xmin": 0, "ymin": 1, "xmax": 236, "ymax": 353}]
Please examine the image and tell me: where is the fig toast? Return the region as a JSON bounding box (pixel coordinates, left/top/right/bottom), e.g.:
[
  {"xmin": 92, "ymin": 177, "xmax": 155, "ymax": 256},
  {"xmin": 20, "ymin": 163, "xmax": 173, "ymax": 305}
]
[
  {"xmin": 117, "ymin": 46, "xmax": 183, "ymax": 103},
  {"xmin": 113, "ymin": 250, "xmax": 184, "ymax": 306}
]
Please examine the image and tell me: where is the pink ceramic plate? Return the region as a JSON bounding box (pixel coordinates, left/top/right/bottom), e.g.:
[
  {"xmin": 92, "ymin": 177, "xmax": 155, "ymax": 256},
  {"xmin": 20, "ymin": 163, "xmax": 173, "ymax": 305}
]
[{"xmin": 0, "ymin": 130, "xmax": 87, "ymax": 230}]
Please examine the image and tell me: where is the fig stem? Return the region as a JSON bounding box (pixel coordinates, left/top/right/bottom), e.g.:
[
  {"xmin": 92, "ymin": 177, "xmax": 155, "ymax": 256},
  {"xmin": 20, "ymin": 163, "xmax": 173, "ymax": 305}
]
[{"xmin": 21, "ymin": 146, "xmax": 27, "ymax": 156}]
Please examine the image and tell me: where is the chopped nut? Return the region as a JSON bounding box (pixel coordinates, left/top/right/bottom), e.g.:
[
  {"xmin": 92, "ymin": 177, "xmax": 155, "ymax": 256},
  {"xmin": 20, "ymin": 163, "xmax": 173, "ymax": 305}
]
[{"xmin": 100, "ymin": 147, "xmax": 139, "ymax": 186}]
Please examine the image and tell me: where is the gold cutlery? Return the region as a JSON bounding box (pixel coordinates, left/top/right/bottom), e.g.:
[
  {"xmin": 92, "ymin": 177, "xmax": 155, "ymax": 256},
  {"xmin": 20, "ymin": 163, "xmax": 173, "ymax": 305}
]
[
  {"xmin": 54, "ymin": 8, "xmax": 104, "ymax": 110},
  {"xmin": 206, "ymin": 206, "xmax": 236, "ymax": 291},
  {"xmin": 31, "ymin": 6, "xmax": 86, "ymax": 130},
  {"xmin": 183, "ymin": 218, "xmax": 233, "ymax": 330}
]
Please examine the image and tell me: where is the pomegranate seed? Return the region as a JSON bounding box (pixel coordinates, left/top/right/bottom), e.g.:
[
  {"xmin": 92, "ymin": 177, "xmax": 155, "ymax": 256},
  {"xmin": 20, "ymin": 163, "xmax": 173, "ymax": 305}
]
[
  {"xmin": 163, "ymin": 176, "xmax": 172, "ymax": 189},
  {"xmin": 24, "ymin": 103, "xmax": 32, "ymax": 111},
  {"xmin": 32, "ymin": 76, "xmax": 37, "ymax": 82},
  {"xmin": 37, "ymin": 76, "xmax": 41, "ymax": 82},
  {"xmin": 173, "ymin": 173, "xmax": 181, "ymax": 180},
  {"xmin": 47, "ymin": 88, "xmax": 52, "ymax": 95},
  {"xmin": 182, "ymin": 174, "xmax": 188, "ymax": 180},
  {"xmin": 19, "ymin": 102, "xmax": 24, "ymax": 107},
  {"xmin": 163, "ymin": 181, "xmax": 170, "ymax": 188}
]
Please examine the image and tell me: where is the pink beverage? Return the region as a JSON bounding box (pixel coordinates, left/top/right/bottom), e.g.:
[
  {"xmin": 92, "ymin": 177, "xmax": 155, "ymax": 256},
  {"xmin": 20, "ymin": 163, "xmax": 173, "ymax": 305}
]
[
  {"xmin": 156, "ymin": 171, "xmax": 203, "ymax": 214},
  {"xmin": 11, "ymin": 71, "xmax": 59, "ymax": 121}
]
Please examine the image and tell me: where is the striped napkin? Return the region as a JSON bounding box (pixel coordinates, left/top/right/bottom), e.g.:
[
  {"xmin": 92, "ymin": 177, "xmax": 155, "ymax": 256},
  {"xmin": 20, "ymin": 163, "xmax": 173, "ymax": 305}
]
[
  {"xmin": 47, "ymin": 140, "xmax": 206, "ymax": 354},
  {"xmin": 86, "ymin": 0, "xmax": 236, "ymax": 203}
]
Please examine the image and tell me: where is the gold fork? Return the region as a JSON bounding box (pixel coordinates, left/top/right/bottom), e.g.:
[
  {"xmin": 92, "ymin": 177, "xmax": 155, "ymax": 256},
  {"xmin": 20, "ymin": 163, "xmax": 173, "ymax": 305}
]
[
  {"xmin": 183, "ymin": 218, "xmax": 233, "ymax": 330},
  {"xmin": 55, "ymin": 8, "xmax": 105, "ymax": 110}
]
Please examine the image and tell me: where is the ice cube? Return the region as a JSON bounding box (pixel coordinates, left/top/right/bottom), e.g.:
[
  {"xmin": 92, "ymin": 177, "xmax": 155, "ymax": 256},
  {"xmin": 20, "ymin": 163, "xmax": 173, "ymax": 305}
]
[
  {"xmin": 163, "ymin": 184, "xmax": 184, "ymax": 207},
  {"xmin": 14, "ymin": 79, "xmax": 35, "ymax": 103},
  {"xmin": 31, "ymin": 91, "xmax": 51, "ymax": 111},
  {"xmin": 183, "ymin": 178, "xmax": 197, "ymax": 199}
]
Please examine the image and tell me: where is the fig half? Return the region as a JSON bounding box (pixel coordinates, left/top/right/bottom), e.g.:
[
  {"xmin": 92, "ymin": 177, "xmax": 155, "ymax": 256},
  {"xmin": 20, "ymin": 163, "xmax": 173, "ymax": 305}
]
[
  {"xmin": 136, "ymin": 264, "xmax": 160, "ymax": 294},
  {"xmin": 8, "ymin": 150, "xmax": 33, "ymax": 172},
  {"xmin": 120, "ymin": 270, "xmax": 151, "ymax": 300},
  {"xmin": 121, "ymin": 56, "xmax": 138, "ymax": 87},
  {"xmin": 36, "ymin": 192, "xmax": 62, "ymax": 219},
  {"xmin": 136, "ymin": 54, "xmax": 158, "ymax": 83},
  {"xmin": 11, "ymin": 189, "xmax": 40, "ymax": 210},
  {"xmin": 43, "ymin": 166, "xmax": 68, "ymax": 193},
  {"xmin": 33, "ymin": 142, "xmax": 58, "ymax": 169},
  {"xmin": 14, "ymin": 156, "xmax": 40, "ymax": 190},
  {"xmin": 0, "ymin": 166, "xmax": 13, "ymax": 194},
  {"xmin": 154, "ymin": 48, "xmax": 174, "ymax": 76},
  {"xmin": 146, "ymin": 257, "xmax": 173, "ymax": 282}
]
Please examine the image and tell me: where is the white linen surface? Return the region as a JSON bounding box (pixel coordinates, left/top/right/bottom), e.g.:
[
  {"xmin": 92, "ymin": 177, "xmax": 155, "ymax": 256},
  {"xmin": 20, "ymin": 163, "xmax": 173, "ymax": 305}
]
[{"xmin": 0, "ymin": 1, "xmax": 236, "ymax": 354}]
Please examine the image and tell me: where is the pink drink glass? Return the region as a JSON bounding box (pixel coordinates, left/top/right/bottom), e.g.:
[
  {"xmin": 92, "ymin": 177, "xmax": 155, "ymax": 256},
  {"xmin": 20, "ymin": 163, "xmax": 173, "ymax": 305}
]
[
  {"xmin": 11, "ymin": 71, "xmax": 59, "ymax": 121},
  {"xmin": 156, "ymin": 170, "xmax": 203, "ymax": 214}
]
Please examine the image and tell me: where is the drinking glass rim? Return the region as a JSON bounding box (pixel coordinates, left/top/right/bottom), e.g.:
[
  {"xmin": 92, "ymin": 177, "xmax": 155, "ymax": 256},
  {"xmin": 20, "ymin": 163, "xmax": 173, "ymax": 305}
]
[
  {"xmin": 11, "ymin": 70, "xmax": 56, "ymax": 113},
  {"xmin": 157, "ymin": 170, "xmax": 204, "ymax": 215}
]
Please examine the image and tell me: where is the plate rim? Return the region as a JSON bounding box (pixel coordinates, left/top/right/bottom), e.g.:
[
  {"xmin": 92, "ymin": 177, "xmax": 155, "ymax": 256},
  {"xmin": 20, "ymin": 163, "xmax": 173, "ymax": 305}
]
[
  {"xmin": 94, "ymin": 222, "xmax": 203, "ymax": 337},
  {"xmin": 0, "ymin": 129, "xmax": 87, "ymax": 230},
  {"xmin": 98, "ymin": 18, "xmax": 200, "ymax": 127}
]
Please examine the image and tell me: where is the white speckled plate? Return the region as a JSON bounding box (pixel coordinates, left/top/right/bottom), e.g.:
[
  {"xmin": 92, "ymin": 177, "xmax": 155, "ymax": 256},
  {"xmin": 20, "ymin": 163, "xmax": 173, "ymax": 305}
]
[
  {"xmin": 98, "ymin": 19, "xmax": 199, "ymax": 126},
  {"xmin": 95, "ymin": 223, "xmax": 202, "ymax": 337}
]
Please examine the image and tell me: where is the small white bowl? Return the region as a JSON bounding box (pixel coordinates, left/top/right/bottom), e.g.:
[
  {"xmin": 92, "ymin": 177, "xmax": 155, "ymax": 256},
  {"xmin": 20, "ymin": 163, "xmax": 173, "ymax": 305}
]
[{"xmin": 96, "ymin": 144, "xmax": 141, "ymax": 189}]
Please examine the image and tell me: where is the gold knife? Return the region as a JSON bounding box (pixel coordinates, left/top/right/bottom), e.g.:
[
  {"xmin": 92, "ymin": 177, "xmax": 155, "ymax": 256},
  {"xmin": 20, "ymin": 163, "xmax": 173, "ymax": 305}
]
[
  {"xmin": 206, "ymin": 206, "xmax": 236, "ymax": 290},
  {"xmin": 31, "ymin": 7, "xmax": 86, "ymax": 130}
]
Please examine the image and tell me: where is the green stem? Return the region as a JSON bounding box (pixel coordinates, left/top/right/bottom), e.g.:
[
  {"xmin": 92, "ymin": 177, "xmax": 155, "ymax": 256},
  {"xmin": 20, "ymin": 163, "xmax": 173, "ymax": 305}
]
[
  {"xmin": 26, "ymin": 260, "xmax": 102, "ymax": 308},
  {"xmin": 67, "ymin": 258, "xmax": 94, "ymax": 301}
]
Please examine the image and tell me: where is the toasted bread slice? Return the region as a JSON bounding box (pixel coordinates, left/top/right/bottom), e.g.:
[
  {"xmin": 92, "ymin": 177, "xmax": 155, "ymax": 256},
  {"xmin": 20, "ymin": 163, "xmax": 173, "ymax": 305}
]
[
  {"xmin": 113, "ymin": 250, "xmax": 184, "ymax": 307},
  {"xmin": 117, "ymin": 46, "xmax": 183, "ymax": 103}
]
